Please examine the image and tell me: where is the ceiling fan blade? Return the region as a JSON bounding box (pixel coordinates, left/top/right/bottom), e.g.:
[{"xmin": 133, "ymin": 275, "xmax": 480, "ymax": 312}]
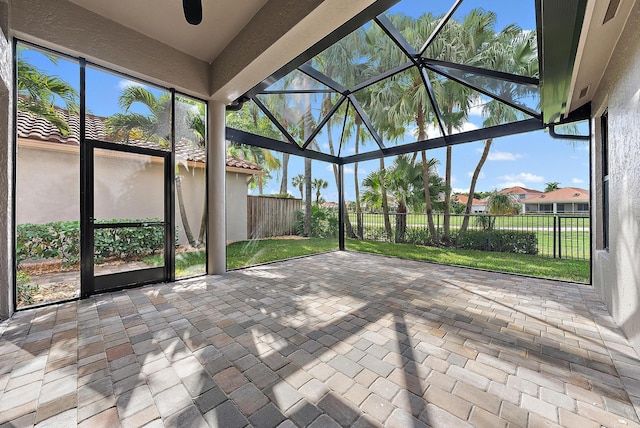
[{"xmin": 183, "ymin": 0, "xmax": 202, "ymax": 25}]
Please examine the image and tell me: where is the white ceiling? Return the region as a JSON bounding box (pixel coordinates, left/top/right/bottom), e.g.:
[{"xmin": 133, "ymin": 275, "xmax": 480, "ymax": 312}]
[
  {"xmin": 568, "ymin": 0, "xmax": 638, "ymax": 114},
  {"xmin": 67, "ymin": 0, "xmax": 269, "ymax": 63}
]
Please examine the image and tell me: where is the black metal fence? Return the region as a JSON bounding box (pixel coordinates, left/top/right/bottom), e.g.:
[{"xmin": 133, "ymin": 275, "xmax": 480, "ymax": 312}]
[{"xmin": 348, "ymin": 212, "xmax": 590, "ymax": 261}]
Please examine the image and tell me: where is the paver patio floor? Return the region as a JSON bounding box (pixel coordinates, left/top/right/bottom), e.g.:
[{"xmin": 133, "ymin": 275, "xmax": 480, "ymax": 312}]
[{"xmin": 2, "ymin": 251, "xmax": 640, "ymax": 427}]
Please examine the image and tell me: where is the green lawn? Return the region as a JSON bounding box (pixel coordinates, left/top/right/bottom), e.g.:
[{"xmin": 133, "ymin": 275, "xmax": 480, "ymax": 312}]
[
  {"xmin": 345, "ymin": 239, "xmax": 590, "ymax": 283},
  {"xmin": 349, "ymin": 212, "xmax": 590, "ymax": 229},
  {"xmin": 226, "ymin": 238, "xmax": 339, "ymax": 269},
  {"xmin": 351, "ymin": 212, "xmax": 591, "ymax": 261},
  {"xmin": 144, "ymin": 250, "xmax": 206, "ymax": 278},
  {"xmin": 145, "ymin": 236, "xmax": 589, "ymax": 283}
]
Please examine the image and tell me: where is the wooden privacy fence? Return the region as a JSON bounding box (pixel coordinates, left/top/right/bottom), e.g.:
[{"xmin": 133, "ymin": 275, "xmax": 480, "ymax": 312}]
[{"xmin": 247, "ymin": 196, "xmax": 302, "ymax": 238}]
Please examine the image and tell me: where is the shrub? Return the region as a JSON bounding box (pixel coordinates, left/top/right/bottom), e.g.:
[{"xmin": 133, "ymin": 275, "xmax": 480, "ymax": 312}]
[
  {"xmin": 294, "ymin": 206, "xmax": 338, "ymax": 238},
  {"xmin": 362, "ymin": 225, "xmax": 393, "ymax": 242},
  {"xmin": 456, "ymin": 230, "xmax": 538, "ymax": 255},
  {"xmin": 17, "ymin": 219, "xmax": 164, "ymax": 265},
  {"xmin": 17, "ymin": 221, "xmax": 80, "ymax": 266},
  {"xmin": 16, "ymin": 271, "xmax": 39, "ymax": 306},
  {"xmin": 404, "ymin": 227, "xmax": 431, "ymax": 245},
  {"xmin": 94, "ymin": 222, "xmax": 164, "ymax": 263}
]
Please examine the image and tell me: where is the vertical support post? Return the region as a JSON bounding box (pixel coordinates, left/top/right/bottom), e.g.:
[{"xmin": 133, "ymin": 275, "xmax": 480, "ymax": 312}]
[
  {"xmin": 167, "ymin": 90, "xmax": 176, "ymax": 282},
  {"xmin": 79, "ymin": 57, "xmax": 93, "ymax": 298},
  {"xmin": 207, "ymin": 100, "xmax": 226, "ymax": 275},
  {"xmin": 1, "ymin": 35, "xmax": 16, "ymax": 317},
  {"xmin": 552, "ymin": 216, "xmax": 556, "ymax": 258},
  {"xmin": 558, "ymin": 216, "xmax": 562, "ymax": 259},
  {"xmin": 338, "ymin": 163, "xmax": 345, "ymax": 251}
]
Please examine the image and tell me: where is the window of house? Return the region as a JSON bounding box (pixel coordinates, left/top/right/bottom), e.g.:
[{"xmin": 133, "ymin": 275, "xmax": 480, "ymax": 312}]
[{"xmin": 602, "ymin": 111, "xmax": 609, "ymax": 250}]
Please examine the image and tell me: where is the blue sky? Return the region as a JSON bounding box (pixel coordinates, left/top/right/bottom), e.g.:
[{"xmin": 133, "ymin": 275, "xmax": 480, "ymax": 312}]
[{"xmin": 18, "ymin": 0, "xmax": 590, "ymax": 204}]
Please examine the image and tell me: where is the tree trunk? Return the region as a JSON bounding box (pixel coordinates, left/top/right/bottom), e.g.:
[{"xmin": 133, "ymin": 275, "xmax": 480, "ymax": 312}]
[
  {"xmin": 354, "ymin": 161, "xmax": 363, "ymax": 238},
  {"xmin": 421, "ymin": 150, "xmax": 438, "ymax": 242},
  {"xmin": 329, "ymin": 164, "xmax": 356, "ymax": 238},
  {"xmin": 304, "ymin": 158, "xmax": 312, "ymax": 236},
  {"xmin": 442, "ymin": 145, "xmax": 452, "ymax": 244},
  {"xmin": 379, "ymin": 158, "xmax": 392, "ymax": 240},
  {"xmin": 395, "ymin": 202, "xmax": 407, "ymax": 243},
  {"xmin": 354, "ymin": 123, "xmax": 362, "ymax": 238},
  {"xmin": 198, "ymin": 200, "xmax": 206, "ymax": 246},
  {"xmin": 279, "ymin": 153, "xmax": 289, "ymax": 195},
  {"xmin": 303, "ymin": 72, "xmax": 313, "ymax": 236},
  {"xmin": 457, "ymin": 139, "xmax": 493, "ymax": 242},
  {"xmin": 176, "ymin": 175, "xmax": 196, "ymax": 247}
]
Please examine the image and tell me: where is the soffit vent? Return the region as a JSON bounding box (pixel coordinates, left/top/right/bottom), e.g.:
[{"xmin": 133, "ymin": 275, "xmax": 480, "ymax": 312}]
[
  {"xmin": 603, "ymin": 0, "xmax": 621, "ymax": 24},
  {"xmin": 579, "ymin": 85, "xmax": 590, "ymax": 99}
]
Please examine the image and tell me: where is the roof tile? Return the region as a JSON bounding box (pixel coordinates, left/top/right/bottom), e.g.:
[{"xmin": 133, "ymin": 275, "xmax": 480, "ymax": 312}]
[{"xmin": 17, "ymin": 108, "xmax": 260, "ymax": 172}]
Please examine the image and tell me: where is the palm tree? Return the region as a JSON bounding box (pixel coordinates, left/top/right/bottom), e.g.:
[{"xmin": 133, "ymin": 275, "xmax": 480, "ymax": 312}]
[
  {"xmin": 425, "ymin": 9, "xmax": 497, "ymax": 244},
  {"xmin": 383, "ymin": 155, "xmax": 425, "ymax": 243},
  {"xmin": 312, "ymin": 178, "xmax": 329, "ymax": 205},
  {"xmin": 17, "ymin": 51, "xmax": 78, "ymax": 135},
  {"xmin": 545, "ymin": 182, "xmax": 560, "ymax": 192},
  {"xmin": 365, "ymin": 13, "xmax": 442, "ymax": 242},
  {"xmin": 227, "ymin": 143, "xmax": 281, "ymax": 195},
  {"xmin": 486, "ymin": 191, "xmax": 519, "ymax": 215},
  {"xmin": 363, "ymin": 155, "xmax": 429, "ymax": 243},
  {"xmin": 292, "ymin": 174, "xmax": 305, "ymax": 200},
  {"xmin": 226, "ymin": 102, "xmax": 282, "ymax": 195},
  {"xmin": 106, "ymin": 87, "xmax": 204, "ymax": 246},
  {"xmin": 314, "ymin": 31, "xmax": 365, "ymax": 238},
  {"xmin": 458, "ymin": 27, "xmax": 538, "ymax": 241},
  {"xmin": 106, "ymin": 86, "xmax": 171, "ymax": 144}
]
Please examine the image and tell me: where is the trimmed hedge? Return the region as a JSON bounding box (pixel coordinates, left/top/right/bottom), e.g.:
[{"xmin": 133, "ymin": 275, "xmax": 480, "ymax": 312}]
[
  {"xmin": 17, "ymin": 219, "xmax": 164, "ymax": 265},
  {"xmin": 456, "ymin": 229, "xmax": 538, "ymax": 255}
]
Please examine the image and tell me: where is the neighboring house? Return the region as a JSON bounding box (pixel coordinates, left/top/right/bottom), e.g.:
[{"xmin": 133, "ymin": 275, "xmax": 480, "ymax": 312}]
[
  {"xmin": 498, "ymin": 186, "xmax": 543, "ymax": 202},
  {"xmin": 451, "ymin": 194, "xmax": 486, "ymax": 213},
  {"xmin": 521, "ymin": 187, "xmax": 590, "ymax": 214},
  {"xmin": 16, "ymin": 109, "xmax": 260, "ymax": 244},
  {"xmin": 321, "ymin": 202, "xmax": 338, "ymax": 209}
]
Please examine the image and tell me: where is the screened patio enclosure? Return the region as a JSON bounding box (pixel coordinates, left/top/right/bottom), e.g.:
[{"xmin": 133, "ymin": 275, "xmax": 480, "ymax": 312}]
[{"xmin": 226, "ymin": 0, "xmax": 590, "ymax": 166}]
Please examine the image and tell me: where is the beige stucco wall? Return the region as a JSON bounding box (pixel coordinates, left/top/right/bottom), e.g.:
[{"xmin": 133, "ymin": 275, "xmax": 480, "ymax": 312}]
[
  {"xmin": 590, "ymin": 0, "xmax": 640, "ymax": 353},
  {"xmin": 0, "ymin": 0, "xmax": 14, "ymax": 318},
  {"xmin": 16, "ymin": 143, "xmax": 248, "ymax": 245},
  {"xmin": 225, "ymin": 172, "xmax": 248, "ymax": 243}
]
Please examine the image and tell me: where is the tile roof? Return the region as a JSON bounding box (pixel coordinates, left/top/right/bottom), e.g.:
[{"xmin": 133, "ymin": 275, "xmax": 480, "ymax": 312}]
[
  {"xmin": 16, "ymin": 108, "xmax": 261, "ymax": 172},
  {"xmin": 523, "ymin": 187, "xmax": 590, "ymax": 203},
  {"xmin": 499, "ymin": 186, "xmax": 543, "ymax": 195},
  {"xmin": 452, "ymin": 194, "xmax": 483, "ymax": 205}
]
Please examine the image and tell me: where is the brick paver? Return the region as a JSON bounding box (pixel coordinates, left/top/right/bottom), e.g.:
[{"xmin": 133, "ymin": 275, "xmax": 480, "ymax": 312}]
[{"xmin": 1, "ymin": 252, "xmax": 640, "ymax": 427}]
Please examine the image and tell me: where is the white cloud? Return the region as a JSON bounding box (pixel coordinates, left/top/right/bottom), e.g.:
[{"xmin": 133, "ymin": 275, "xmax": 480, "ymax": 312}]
[
  {"xmin": 498, "ymin": 172, "xmax": 544, "ymax": 183},
  {"xmin": 498, "ymin": 181, "xmax": 527, "ymax": 189},
  {"xmin": 467, "ymin": 171, "xmax": 486, "ymax": 179},
  {"xmin": 486, "ymin": 151, "xmax": 523, "ymax": 161},
  {"xmin": 326, "ymin": 164, "xmax": 364, "ymax": 175},
  {"xmin": 452, "ymin": 187, "xmax": 470, "ymax": 193},
  {"xmin": 117, "ymin": 79, "xmax": 145, "ymax": 90},
  {"xmin": 407, "ymin": 121, "xmax": 479, "ymax": 140},
  {"xmin": 571, "ymin": 177, "xmax": 584, "ymax": 184}
]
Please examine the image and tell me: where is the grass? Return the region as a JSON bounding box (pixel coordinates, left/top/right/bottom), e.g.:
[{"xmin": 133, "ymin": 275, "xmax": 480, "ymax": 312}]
[
  {"xmin": 226, "ymin": 238, "xmax": 339, "ymax": 269},
  {"xmin": 346, "ymin": 239, "xmax": 590, "ymax": 283},
  {"xmin": 144, "ymin": 250, "xmax": 206, "ymax": 278},
  {"xmin": 145, "ymin": 236, "xmax": 589, "ymax": 283},
  {"xmin": 349, "ymin": 212, "xmax": 590, "ymax": 229}
]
